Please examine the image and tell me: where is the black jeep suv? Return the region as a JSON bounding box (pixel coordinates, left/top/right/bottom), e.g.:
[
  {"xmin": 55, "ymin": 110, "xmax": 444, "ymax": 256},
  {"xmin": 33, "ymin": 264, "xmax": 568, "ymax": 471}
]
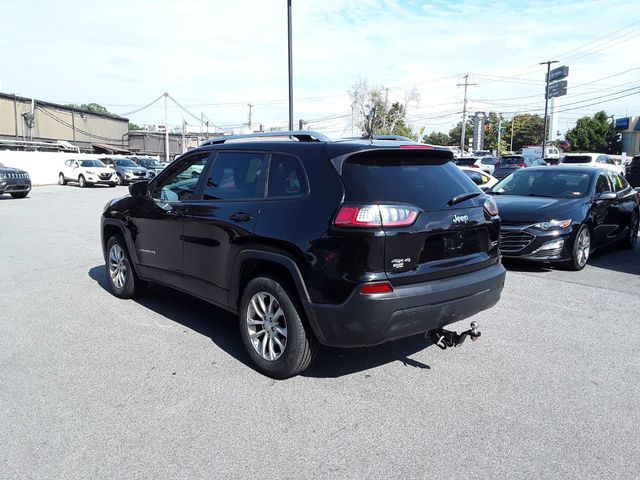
[{"xmin": 101, "ymin": 132, "xmax": 505, "ymax": 378}]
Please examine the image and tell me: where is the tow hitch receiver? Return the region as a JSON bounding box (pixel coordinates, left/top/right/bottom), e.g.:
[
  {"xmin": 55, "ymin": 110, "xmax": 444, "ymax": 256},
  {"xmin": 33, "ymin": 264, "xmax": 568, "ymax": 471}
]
[{"xmin": 427, "ymin": 321, "xmax": 481, "ymax": 350}]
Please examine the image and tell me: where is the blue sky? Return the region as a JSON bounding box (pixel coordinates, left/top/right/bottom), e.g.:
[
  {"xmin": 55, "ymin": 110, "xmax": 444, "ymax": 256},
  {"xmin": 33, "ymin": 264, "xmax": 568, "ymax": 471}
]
[{"xmin": 0, "ymin": 0, "xmax": 638, "ymax": 136}]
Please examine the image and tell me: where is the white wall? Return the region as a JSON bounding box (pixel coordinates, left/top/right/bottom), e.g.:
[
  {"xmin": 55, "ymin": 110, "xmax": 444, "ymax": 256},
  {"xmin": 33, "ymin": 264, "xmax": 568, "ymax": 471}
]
[{"xmin": 0, "ymin": 151, "xmax": 119, "ymax": 185}]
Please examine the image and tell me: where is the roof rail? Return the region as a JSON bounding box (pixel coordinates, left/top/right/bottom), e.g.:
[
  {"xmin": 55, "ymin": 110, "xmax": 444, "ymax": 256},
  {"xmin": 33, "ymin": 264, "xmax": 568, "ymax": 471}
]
[{"xmin": 200, "ymin": 130, "xmax": 330, "ymax": 146}]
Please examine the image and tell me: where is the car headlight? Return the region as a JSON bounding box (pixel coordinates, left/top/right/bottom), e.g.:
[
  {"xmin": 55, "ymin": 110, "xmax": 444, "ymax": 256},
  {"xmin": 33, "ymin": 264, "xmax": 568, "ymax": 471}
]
[
  {"xmin": 124, "ymin": 169, "xmax": 132, "ymax": 174},
  {"xmin": 0, "ymin": 174, "xmax": 6, "ymax": 180},
  {"xmin": 532, "ymin": 219, "xmax": 572, "ymax": 230}
]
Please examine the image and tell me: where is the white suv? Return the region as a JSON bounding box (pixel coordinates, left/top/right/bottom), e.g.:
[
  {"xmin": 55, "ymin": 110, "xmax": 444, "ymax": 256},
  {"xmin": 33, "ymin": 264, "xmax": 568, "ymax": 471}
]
[
  {"xmin": 561, "ymin": 153, "xmax": 625, "ymax": 176},
  {"xmin": 59, "ymin": 159, "xmax": 118, "ymax": 188}
]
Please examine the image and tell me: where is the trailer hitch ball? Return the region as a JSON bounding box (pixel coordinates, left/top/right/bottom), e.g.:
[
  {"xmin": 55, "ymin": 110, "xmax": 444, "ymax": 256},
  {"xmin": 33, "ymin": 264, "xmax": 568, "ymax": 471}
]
[{"xmin": 470, "ymin": 321, "xmax": 480, "ymax": 341}]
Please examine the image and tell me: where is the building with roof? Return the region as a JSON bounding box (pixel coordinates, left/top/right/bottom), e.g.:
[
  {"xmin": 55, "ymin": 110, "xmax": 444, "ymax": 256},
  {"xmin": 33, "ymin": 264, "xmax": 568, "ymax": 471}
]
[
  {"xmin": 614, "ymin": 116, "xmax": 640, "ymax": 156},
  {"xmin": 0, "ymin": 93, "xmax": 129, "ymax": 153}
]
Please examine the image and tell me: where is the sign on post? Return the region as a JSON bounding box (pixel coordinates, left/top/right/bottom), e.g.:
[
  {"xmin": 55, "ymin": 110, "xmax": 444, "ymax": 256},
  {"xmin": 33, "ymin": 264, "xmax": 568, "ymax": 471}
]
[
  {"xmin": 546, "ymin": 65, "xmax": 569, "ymax": 82},
  {"xmin": 546, "ymin": 80, "xmax": 568, "ymax": 99}
]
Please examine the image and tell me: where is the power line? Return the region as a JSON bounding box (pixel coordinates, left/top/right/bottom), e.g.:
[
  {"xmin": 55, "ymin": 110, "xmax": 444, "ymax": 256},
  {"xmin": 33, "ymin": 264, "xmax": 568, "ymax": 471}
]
[{"xmin": 119, "ymin": 94, "xmax": 165, "ymax": 116}]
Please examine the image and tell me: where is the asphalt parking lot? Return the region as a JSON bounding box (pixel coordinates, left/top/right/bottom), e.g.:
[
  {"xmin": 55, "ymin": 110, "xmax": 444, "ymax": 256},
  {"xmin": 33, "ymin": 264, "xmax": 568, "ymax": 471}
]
[{"xmin": 2, "ymin": 186, "xmax": 639, "ymax": 479}]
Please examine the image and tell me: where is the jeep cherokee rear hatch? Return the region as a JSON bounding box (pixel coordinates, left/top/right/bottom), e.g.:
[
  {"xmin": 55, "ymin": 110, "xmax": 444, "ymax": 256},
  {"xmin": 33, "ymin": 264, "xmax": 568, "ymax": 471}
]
[{"xmin": 336, "ymin": 149, "xmax": 500, "ymax": 286}]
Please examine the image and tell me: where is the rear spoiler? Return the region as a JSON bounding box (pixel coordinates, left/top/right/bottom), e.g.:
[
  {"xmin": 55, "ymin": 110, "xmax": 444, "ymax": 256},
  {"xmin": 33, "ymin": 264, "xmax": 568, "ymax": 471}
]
[{"xmin": 329, "ymin": 147, "xmax": 453, "ymax": 175}]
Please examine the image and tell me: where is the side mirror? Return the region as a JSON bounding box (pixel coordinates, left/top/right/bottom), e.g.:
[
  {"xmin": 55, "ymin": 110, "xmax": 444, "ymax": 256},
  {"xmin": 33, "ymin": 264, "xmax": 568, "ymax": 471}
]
[
  {"xmin": 129, "ymin": 180, "xmax": 149, "ymax": 197},
  {"xmin": 596, "ymin": 191, "xmax": 617, "ymax": 201}
]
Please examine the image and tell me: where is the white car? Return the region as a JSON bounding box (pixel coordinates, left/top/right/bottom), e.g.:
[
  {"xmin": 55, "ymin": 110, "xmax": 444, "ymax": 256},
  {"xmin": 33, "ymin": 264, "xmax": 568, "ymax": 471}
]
[
  {"xmin": 560, "ymin": 153, "xmax": 625, "ymax": 176},
  {"xmin": 59, "ymin": 159, "xmax": 118, "ymax": 188},
  {"xmin": 458, "ymin": 166, "xmax": 499, "ymax": 191}
]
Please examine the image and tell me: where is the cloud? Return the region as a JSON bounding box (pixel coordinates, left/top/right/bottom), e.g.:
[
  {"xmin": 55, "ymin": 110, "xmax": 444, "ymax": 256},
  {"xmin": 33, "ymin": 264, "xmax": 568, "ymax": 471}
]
[{"xmin": 0, "ymin": 0, "xmax": 637, "ymax": 134}]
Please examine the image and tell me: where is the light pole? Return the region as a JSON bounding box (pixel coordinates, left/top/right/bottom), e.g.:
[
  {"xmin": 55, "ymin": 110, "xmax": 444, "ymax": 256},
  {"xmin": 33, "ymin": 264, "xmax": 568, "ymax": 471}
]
[
  {"xmin": 287, "ymin": 0, "xmax": 293, "ymax": 131},
  {"xmin": 540, "ymin": 60, "xmax": 558, "ymax": 152}
]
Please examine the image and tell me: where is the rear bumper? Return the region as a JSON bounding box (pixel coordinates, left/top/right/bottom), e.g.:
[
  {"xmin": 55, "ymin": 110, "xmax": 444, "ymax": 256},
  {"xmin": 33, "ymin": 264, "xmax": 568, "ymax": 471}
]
[{"xmin": 304, "ymin": 263, "xmax": 506, "ymax": 347}]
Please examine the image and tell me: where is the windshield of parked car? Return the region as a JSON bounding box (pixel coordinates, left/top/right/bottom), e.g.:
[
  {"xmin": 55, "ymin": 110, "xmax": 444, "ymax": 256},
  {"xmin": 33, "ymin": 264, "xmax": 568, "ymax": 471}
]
[
  {"xmin": 138, "ymin": 159, "xmax": 161, "ymax": 167},
  {"xmin": 79, "ymin": 160, "xmax": 106, "ymax": 167},
  {"xmin": 455, "ymin": 158, "xmax": 478, "ymax": 166},
  {"xmin": 498, "ymin": 157, "xmax": 523, "ymax": 165},
  {"xmin": 113, "ymin": 159, "xmax": 139, "ymax": 167},
  {"xmin": 562, "ymin": 155, "xmax": 592, "ymax": 164},
  {"xmin": 492, "ymin": 170, "xmax": 591, "ymax": 198},
  {"xmin": 481, "ymin": 157, "xmax": 498, "ymax": 165}
]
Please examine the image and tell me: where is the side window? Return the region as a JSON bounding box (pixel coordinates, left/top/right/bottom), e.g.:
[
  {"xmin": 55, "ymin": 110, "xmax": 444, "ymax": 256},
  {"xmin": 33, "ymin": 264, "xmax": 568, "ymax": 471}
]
[
  {"xmin": 595, "ymin": 173, "xmax": 611, "ymax": 194},
  {"xmin": 151, "ymin": 153, "xmax": 210, "ymax": 202},
  {"xmin": 607, "ymin": 158, "xmax": 616, "ymax": 166},
  {"xmin": 465, "ymin": 170, "xmax": 484, "ymax": 185},
  {"xmin": 608, "ymin": 172, "xmax": 625, "ymax": 192},
  {"xmin": 201, "ymin": 152, "xmax": 267, "ymax": 201},
  {"xmin": 267, "ymin": 153, "xmax": 308, "ymax": 198}
]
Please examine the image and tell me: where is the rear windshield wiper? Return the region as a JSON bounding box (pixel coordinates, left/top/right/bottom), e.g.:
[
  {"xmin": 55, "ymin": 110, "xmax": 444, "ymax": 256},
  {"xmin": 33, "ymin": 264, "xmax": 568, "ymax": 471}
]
[{"xmin": 447, "ymin": 191, "xmax": 481, "ymax": 206}]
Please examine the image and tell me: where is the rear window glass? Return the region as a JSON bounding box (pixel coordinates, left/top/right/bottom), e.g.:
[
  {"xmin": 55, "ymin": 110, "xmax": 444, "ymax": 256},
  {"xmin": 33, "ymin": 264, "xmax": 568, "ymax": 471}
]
[
  {"xmin": 455, "ymin": 158, "xmax": 477, "ymax": 166},
  {"xmin": 562, "ymin": 156, "xmax": 591, "ymax": 164},
  {"xmin": 498, "ymin": 157, "xmax": 522, "ymax": 165},
  {"xmin": 341, "ymin": 155, "xmax": 478, "ymax": 209},
  {"xmin": 481, "ymin": 157, "xmax": 498, "ymax": 165}
]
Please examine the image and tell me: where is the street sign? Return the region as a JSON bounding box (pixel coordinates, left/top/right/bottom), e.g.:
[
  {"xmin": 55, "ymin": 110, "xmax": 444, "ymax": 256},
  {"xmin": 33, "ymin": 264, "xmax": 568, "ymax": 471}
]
[
  {"xmin": 615, "ymin": 117, "xmax": 629, "ymax": 130},
  {"xmin": 546, "ymin": 80, "xmax": 568, "ymax": 99},
  {"xmin": 546, "ymin": 65, "xmax": 569, "ymax": 82}
]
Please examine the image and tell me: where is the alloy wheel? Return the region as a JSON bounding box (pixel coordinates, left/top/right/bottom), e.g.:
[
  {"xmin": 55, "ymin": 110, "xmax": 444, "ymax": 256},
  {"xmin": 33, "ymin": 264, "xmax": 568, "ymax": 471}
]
[
  {"xmin": 108, "ymin": 243, "xmax": 128, "ymax": 289},
  {"xmin": 246, "ymin": 292, "xmax": 288, "ymax": 361},
  {"xmin": 576, "ymin": 228, "xmax": 591, "ymax": 267}
]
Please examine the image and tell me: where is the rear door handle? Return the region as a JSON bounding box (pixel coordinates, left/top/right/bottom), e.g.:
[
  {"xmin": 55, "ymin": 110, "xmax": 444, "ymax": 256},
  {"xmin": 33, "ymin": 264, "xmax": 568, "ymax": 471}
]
[{"xmin": 230, "ymin": 212, "xmax": 252, "ymax": 222}]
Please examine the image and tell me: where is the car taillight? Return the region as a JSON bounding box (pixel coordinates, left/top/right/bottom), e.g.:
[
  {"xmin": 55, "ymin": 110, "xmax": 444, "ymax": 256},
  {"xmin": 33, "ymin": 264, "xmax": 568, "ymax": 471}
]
[
  {"xmin": 484, "ymin": 198, "xmax": 499, "ymax": 217},
  {"xmin": 360, "ymin": 282, "xmax": 394, "ymax": 295},
  {"xmin": 334, "ymin": 204, "xmax": 420, "ymax": 228},
  {"xmin": 517, "ymin": 162, "xmax": 526, "ymax": 167},
  {"xmin": 471, "ymin": 164, "xmax": 480, "ymax": 168}
]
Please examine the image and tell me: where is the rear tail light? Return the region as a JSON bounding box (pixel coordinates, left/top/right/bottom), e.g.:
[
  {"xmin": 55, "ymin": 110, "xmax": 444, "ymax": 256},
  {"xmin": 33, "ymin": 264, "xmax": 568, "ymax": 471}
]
[
  {"xmin": 471, "ymin": 164, "xmax": 480, "ymax": 168},
  {"xmin": 484, "ymin": 198, "xmax": 499, "ymax": 217},
  {"xmin": 517, "ymin": 162, "xmax": 526, "ymax": 167},
  {"xmin": 360, "ymin": 282, "xmax": 394, "ymax": 295},
  {"xmin": 334, "ymin": 204, "xmax": 420, "ymax": 228}
]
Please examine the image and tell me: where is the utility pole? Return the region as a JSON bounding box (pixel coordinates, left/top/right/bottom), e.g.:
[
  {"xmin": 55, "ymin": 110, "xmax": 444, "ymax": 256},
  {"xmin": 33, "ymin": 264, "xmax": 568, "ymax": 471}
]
[
  {"xmin": 540, "ymin": 60, "xmax": 558, "ymax": 152},
  {"xmin": 164, "ymin": 92, "xmax": 170, "ymax": 163},
  {"xmin": 287, "ymin": 0, "xmax": 293, "ymax": 130},
  {"xmin": 182, "ymin": 119, "xmax": 186, "ymax": 154},
  {"xmin": 248, "ymin": 103, "xmax": 253, "ymax": 131},
  {"xmin": 497, "ymin": 114, "xmax": 503, "ymax": 156},
  {"xmin": 510, "ymin": 115, "xmax": 516, "ymax": 153},
  {"xmin": 457, "ymin": 74, "xmax": 476, "ymax": 154},
  {"xmin": 200, "ymin": 112, "xmax": 204, "ymax": 141}
]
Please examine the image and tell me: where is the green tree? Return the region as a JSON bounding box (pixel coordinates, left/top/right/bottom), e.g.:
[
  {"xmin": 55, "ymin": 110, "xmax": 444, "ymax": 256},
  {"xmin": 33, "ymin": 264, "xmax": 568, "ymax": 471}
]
[
  {"xmin": 67, "ymin": 102, "xmax": 112, "ymax": 115},
  {"xmin": 128, "ymin": 122, "xmax": 144, "ymax": 131},
  {"xmin": 448, "ymin": 120, "xmax": 473, "ymax": 151},
  {"xmin": 565, "ymin": 111, "xmax": 620, "ymax": 154},
  {"xmin": 503, "ymin": 113, "xmax": 544, "ymax": 152},
  {"xmin": 423, "ymin": 131, "xmax": 450, "ymax": 145}
]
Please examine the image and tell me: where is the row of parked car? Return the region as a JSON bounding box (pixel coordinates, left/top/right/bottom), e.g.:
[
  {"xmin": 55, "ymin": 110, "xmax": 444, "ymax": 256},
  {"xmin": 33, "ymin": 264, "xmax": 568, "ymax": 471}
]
[
  {"xmin": 58, "ymin": 156, "xmax": 166, "ymax": 188},
  {"xmin": 456, "ymin": 152, "xmax": 636, "ymax": 184}
]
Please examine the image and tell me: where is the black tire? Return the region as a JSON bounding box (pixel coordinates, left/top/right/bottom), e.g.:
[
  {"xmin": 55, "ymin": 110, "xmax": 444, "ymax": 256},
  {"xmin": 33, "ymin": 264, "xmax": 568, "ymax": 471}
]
[
  {"xmin": 58, "ymin": 173, "xmax": 67, "ymax": 185},
  {"xmin": 620, "ymin": 211, "xmax": 639, "ymax": 250},
  {"xmin": 109, "ymin": 183, "xmax": 117, "ymax": 188},
  {"xmin": 239, "ymin": 276, "xmax": 317, "ymax": 379},
  {"xmin": 78, "ymin": 175, "xmax": 86, "ymax": 188},
  {"xmin": 116, "ymin": 174, "xmax": 124, "ymax": 186},
  {"xmin": 10, "ymin": 192, "xmax": 29, "ymax": 199},
  {"xmin": 105, "ymin": 234, "xmax": 146, "ymax": 299},
  {"xmin": 562, "ymin": 224, "xmax": 591, "ymax": 271}
]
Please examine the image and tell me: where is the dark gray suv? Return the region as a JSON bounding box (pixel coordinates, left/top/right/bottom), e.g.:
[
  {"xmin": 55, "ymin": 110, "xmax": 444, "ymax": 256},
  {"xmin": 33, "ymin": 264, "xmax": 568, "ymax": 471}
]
[{"xmin": 0, "ymin": 162, "xmax": 31, "ymax": 198}]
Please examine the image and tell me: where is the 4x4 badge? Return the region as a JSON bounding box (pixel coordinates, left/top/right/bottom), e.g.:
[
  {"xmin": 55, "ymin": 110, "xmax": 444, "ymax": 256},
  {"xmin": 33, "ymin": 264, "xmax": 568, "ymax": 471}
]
[{"xmin": 452, "ymin": 214, "xmax": 469, "ymax": 224}]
